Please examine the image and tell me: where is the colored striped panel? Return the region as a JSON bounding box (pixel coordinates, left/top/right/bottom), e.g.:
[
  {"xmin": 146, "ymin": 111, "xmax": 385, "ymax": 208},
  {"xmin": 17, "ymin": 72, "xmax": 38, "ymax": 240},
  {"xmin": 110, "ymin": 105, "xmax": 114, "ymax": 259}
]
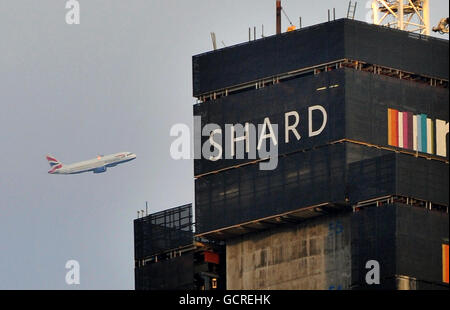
[
  {"xmin": 417, "ymin": 115, "xmax": 422, "ymax": 151},
  {"xmin": 413, "ymin": 115, "xmax": 418, "ymax": 151},
  {"xmin": 398, "ymin": 112, "xmax": 404, "ymax": 148},
  {"xmin": 427, "ymin": 118, "xmax": 434, "ymax": 154},
  {"xmin": 436, "ymin": 120, "xmax": 449, "ymax": 157},
  {"xmin": 388, "ymin": 109, "xmax": 396, "ymax": 146},
  {"xmin": 402, "ymin": 112, "xmax": 409, "ymax": 149},
  {"xmin": 406, "ymin": 112, "xmax": 413, "ymax": 150},
  {"xmin": 390, "ymin": 109, "xmax": 399, "ymax": 147},
  {"xmin": 443, "ymin": 244, "xmax": 449, "ymax": 284},
  {"xmin": 420, "ymin": 114, "xmax": 427, "ymax": 153},
  {"xmin": 431, "ymin": 119, "xmax": 435, "ymax": 155},
  {"xmin": 388, "ymin": 109, "xmax": 392, "ymax": 145}
]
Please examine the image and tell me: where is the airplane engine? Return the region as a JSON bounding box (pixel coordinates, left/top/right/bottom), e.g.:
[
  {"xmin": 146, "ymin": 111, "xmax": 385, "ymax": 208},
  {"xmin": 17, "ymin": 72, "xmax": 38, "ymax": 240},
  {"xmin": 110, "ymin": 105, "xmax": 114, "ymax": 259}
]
[{"xmin": 93, "ymin": 166, "xmax": 107, "ymax": 174}]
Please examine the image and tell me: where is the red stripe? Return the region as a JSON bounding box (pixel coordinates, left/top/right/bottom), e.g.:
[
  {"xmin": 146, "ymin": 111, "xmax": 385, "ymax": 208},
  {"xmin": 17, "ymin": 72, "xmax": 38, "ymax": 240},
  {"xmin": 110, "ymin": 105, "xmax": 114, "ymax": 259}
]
[
  {"xmin": 403, "ymin": 112, "xmax": 409, "ymax": 149},
  {"xmin": 204, "ymin": 251, "xmax": 220, "ymax": 264},
  {"xmin": 46, "ymin": 156, "xmax": 58, "ymax": 162}
]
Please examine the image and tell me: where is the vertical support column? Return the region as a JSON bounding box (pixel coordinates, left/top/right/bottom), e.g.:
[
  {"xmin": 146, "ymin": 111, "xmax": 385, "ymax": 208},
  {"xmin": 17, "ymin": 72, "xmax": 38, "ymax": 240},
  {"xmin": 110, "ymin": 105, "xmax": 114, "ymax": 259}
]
[
  {"xmin": 372, "ymin": 0, "xmax": 379, "ymax": 25},
  {"xmin": 422, "ymin": 0, "xmax": 430, "ymax": 35},
  {"xmin": 276, "ymin": 0, "xmax": 282, "ymax": 34},
  {"xmin": 398, "ymin": 0, "xmax": 404, "ymax": 30}
]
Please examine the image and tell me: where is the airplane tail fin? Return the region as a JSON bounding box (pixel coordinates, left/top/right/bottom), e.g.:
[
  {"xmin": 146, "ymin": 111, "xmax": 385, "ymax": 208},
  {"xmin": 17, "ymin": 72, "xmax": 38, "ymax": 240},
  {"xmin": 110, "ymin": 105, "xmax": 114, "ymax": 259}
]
[{"xmin": 46, "ymin": 154, "xmax": 63, "ymax": 167}]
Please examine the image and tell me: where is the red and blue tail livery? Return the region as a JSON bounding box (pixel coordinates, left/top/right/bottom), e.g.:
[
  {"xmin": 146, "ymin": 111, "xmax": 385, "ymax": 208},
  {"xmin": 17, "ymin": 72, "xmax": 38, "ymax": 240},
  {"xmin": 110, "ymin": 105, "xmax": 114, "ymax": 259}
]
[
  {"xmin": 46, "ymin": 152, "xmax": 136, "ymax": 175},
  {"xmin": 46, "ymin": 155, "xmax": 61, "ymax": 167}
]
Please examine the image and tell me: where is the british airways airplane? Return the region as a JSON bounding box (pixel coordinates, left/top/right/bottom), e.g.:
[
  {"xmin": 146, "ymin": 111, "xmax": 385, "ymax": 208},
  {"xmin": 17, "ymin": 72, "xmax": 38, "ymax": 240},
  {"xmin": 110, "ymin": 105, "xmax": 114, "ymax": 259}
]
[{"xmin": 46, "ymin": 152, "xmax": 136, "ymax": 174}]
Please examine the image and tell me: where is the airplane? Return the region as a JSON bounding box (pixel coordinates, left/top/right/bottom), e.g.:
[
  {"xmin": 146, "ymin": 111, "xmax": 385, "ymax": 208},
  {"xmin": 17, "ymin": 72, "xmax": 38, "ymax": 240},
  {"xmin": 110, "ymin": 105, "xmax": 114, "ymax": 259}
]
[{"xmin": 46, "ymin": 152, "xmax": 136, "ymax": 175}]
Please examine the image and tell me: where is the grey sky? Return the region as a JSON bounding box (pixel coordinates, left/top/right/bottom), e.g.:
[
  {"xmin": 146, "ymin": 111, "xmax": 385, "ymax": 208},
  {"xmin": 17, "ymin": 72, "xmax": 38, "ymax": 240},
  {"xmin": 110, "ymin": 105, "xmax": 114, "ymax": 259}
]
[{"xmin": 0, "ymin": 0, "xmax": 448, "ymax": 289}]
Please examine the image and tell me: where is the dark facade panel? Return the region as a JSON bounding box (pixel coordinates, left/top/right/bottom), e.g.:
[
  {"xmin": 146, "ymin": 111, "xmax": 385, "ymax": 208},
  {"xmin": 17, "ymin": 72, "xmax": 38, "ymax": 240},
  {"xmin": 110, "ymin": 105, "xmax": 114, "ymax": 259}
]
[
  {"xmin": 345, "ymin": 70, "xmax": 449, "ymax": 158},
  {"xmin": 351, "ymin": 204, "xmax": 397, "ymax": 288},
  {"xmin": 194, "ymin": 68, "xmax": 449, "ymax": 176},
  {"xmin": 194, "ymin": 70, "xmax": 346, "ymax": 176},
  {"xmin": 196, "ymin": 143, "xmax": 448, "ymax": 235},
  {"xmin": 395, "ymin": 155, "xmax": 449, "ymax": 206},
  {"xmin": 134, "ymin": 204, "xmax": 193, "ymax": 260},
  {"xmin": 135, "ymin": 253, "xmax": 194, "ymax": 290},
  {"xmin": 395, "ymin": 206, "xmax": 449, "ymax": 287},
  {"xmin": 195, "ymin": 143, "xmax": 393, "ymax": 234},
  {"xmin": 196, "ymin": 143, "xmax": 346, "ymax": 234},
  {"xmin": 347, "ymin": 152, "xmax": 397, "ymax": 203},
  {"xmin": 344, "ymin": 21, "xmax": 449, "ymax": 81},
  {"xmin": 193, "ymin": 20, "xmax": 345, "ymax": 96},
  {"xmin": 193, "ymin": 19, "xmax": 448, "ymax": 96},
  {"xmin": 348, "ymin": 149, "xmax": 449, "ymax": 206},
  {"xmin": 351, "ymin": 204, "xmax": 449, "ymax": 289}
]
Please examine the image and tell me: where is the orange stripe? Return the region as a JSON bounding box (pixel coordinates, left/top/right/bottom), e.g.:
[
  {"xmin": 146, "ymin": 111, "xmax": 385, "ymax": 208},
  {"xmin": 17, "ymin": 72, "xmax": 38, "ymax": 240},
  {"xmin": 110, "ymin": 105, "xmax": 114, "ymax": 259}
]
[
  {"xmin": 443, "ymin": 244, "xmax": 449, "ymax": 284},
  {"xmin": 391, "ymin": 109, "xmax": 399, "ymax": 147},
  {"xmin": 388, "ymin": 109, "xmax": 393, "ymax": 146}
]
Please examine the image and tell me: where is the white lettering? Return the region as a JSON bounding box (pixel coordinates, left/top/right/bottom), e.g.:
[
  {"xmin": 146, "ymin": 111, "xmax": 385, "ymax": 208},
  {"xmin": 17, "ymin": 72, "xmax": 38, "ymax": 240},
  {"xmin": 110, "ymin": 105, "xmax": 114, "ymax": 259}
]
[
  {"xmin": 257, "ymin": 117, "xmax": 278, "ymax": 150},
  {"xmin": 285, "ymin": 111, "xmax": 301, "ymax": 143},
  {"xmin": 308, "ymin": 105, "xmax": 328, "ymax": 137},
  {"xmin": 230, "ymin": 123, "xmax": 250, "ymax": 157}
]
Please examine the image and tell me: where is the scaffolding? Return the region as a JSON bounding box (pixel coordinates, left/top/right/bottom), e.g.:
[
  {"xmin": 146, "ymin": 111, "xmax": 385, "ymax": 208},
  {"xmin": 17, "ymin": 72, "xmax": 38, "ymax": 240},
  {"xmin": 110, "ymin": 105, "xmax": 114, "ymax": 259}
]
[
  {"xmin": 372, "ymin": 0, "xmax": 430, "ymax": 35},
  {"xmin": 134, "ymin": 203, "xmax": 193, "ymax": 261}
]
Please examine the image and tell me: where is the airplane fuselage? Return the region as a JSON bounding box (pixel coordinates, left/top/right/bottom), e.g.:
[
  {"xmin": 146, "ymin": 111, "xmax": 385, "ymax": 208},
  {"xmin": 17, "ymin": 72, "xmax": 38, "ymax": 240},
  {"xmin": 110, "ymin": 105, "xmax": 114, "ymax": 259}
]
[{"xmin": 48, "ymin": 152, "xmax": 136, "ymax": 175}]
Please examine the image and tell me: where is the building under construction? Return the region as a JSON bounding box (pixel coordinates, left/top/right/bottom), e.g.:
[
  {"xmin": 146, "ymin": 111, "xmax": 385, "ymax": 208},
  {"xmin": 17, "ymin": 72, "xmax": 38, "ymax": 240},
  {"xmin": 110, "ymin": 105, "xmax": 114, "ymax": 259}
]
[
  {"xmin": 134, "ymin": 3, "xmax": 449, "ymax": 290},
  {"xmin": 134, "ymin": 204, "xmax": 226, "ymax": 290}
]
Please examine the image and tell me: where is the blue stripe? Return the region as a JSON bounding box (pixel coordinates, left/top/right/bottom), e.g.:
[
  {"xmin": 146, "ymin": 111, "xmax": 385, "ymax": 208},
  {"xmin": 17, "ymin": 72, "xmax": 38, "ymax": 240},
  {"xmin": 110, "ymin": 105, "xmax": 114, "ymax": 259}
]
[
  {"xmin": 66, "ymin": 158, "xmax": 135, "ymax": 174},
  {"xmin": 420, "ymin": 114, "xmax": 427, "ymax": 153},
  {"xmin": 67, "ymin": 168, "xmax": 96, "ymax": 175},
  {"xmin": 106, "ymin": 158, "xmax": 135, "ymax": 168}
]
